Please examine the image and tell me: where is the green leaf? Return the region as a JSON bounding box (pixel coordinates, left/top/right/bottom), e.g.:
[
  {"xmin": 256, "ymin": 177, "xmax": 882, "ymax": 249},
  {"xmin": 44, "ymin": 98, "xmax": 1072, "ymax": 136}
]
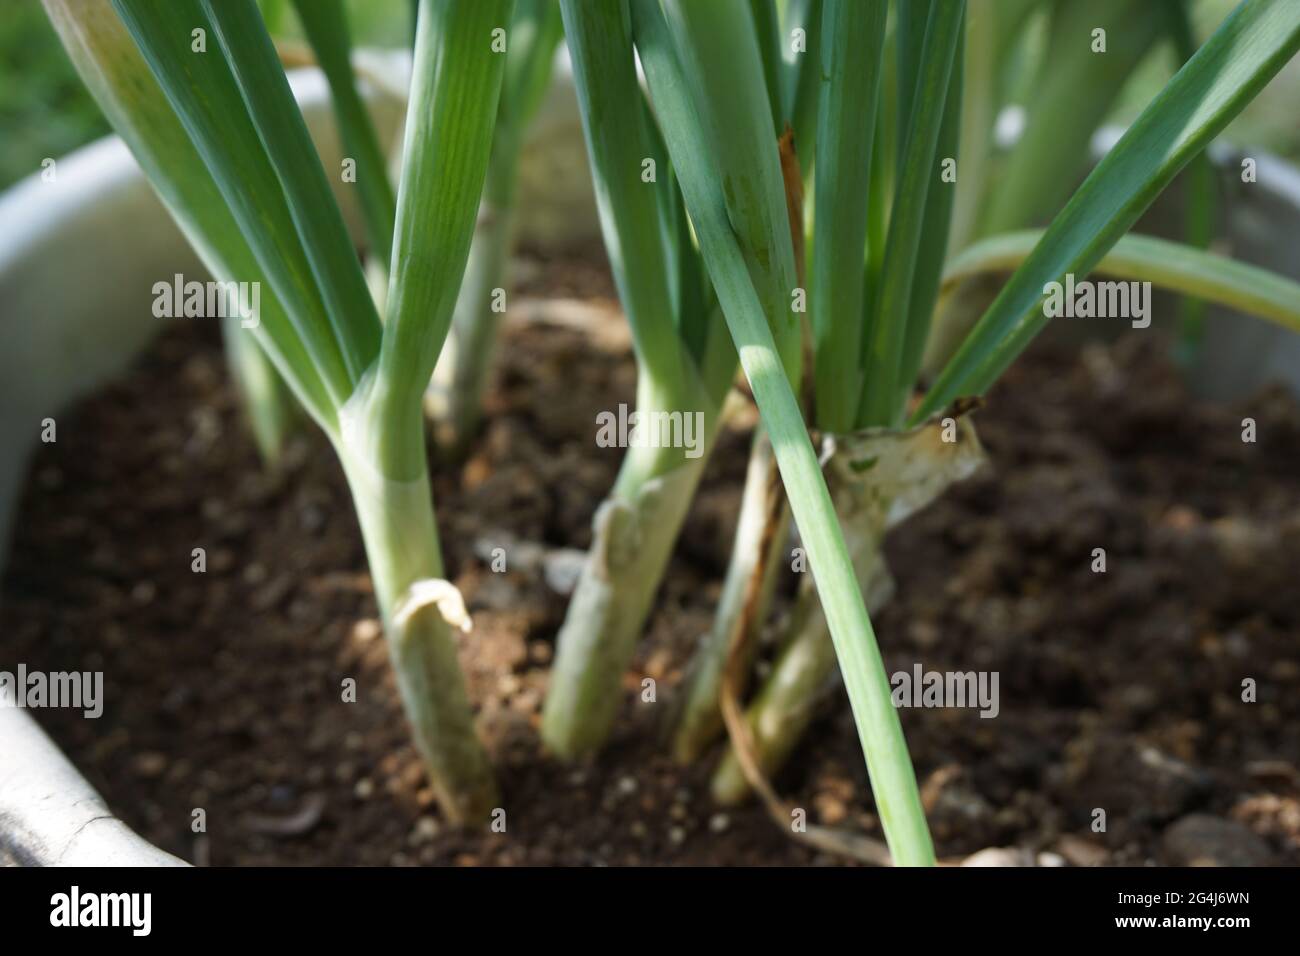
[
  {"xmin": 367, "ymin": 0, "xmax": 514, "ymax": 478},
  {"xmin": 1164, "ymin": 0, "xmax": 1218, "ymax": 360},
  {"xmin": 291, "ymin": 0, "xmax": 397, "ymax": 270},
  {"xmin": 893, "ymin": 0, "xmax": 932, "ymax": 168},
  {"xmin": 110, "ymin": 0, "xmax": 361, "ymax": 407},
  {"xmin": 222, "ymin": 314, "xmax": 302, "ymax": 466},
  {"xmin": 51, "ymin": 0, "xmax": 330, "ymax": 425},
  {"xmin": 947, "ymin": 0, "xmax": 998, "ymax": 252},
  {"xmin": 858, "ymin": 0, "xmax": 965, "ymax": 427},
  {"xmin": 894, "ymin": 23, "xmax": 963, "ymax": 418},
  {"xmin": 941, "ymin": 230, "xmax": 1300, "ymax": 335},
  {"xmin": 500, "ymin": 0, "xmax": 564, "ymax": 135},
  {"xmin": 659, "ymin": 0, "xmax": 802, "ymax": 386},
  {"xmin": 915, "ymin": 0, "xmax": 1300, "ymax": 422},
  {"xmin": 749, "ymin": 0, "xmax": 784, "ymax": 133},
  {"xmin": 782, "ymin": 0, "xmax": 823, "ymax": 172},
  {"xmin": 556, "ymin": 0, "xmax": 693, "ymax": 429},
  {"xmin": 201, "ymin": 0, "xmax": 382, "ymax": 382},
  {"xmin": 809, "ymin": 0, "xmax": 886, "ymax": 434}
]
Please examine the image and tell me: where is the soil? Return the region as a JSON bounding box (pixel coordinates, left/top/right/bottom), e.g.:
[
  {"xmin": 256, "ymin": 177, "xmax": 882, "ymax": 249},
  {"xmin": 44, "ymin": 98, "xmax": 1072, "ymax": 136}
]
[{"xmin": 4, "ymin": 246, "xmax": 1299, "ymax": 867}]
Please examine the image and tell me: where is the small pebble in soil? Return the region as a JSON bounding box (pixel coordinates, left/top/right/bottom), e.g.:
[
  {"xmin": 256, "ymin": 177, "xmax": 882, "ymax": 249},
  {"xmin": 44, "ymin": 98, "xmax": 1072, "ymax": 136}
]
[
  {"xmin": 1054, "ymin": 834, "xmax": 1109, "ymax": 867},
  {"xmin": 961, "ymin": 847, "xmax": 1035, "ymax": 867},
  {"xmin": 132, "ymin": 751, "xmax": 167, "ymax": 778},
  {"xmin": 354, "ymin": 778, "xmax": 375, "ymax": 800},
  {"xmin": 497, "ymin": 673, "xmax": 521, "ymax": 696},
  {"xmin": 410, "ymin": 817, "xmax": 440, "ymax": 844},
  {"xmin": 815, "ymin": 795, "xmax": 848, "ymax": 826}
]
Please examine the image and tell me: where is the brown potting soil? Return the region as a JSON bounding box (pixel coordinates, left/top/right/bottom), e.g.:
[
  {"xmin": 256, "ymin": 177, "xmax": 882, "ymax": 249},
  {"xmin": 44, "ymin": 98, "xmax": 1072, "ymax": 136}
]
[{"xmin": 4, "ymin": 246, "xmax": 1298, "ymax": 867}]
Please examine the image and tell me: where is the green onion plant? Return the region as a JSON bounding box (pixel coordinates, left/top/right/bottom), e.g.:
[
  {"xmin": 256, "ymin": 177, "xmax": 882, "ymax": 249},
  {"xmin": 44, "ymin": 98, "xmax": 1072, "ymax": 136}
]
[
  {"xmin": 616, "ymin": 0, "xmax": 1300, "ymax": 861},
  {"xmin": 45, "ymin": 0, "xmax": 516, "ymax": 822}
]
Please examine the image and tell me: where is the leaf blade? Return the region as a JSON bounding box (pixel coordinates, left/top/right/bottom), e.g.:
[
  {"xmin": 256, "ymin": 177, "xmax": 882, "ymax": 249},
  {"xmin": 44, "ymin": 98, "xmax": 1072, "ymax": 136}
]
[{"xmin": 941, "ymin": 229, "xmax": 1300, "ymax": 334}]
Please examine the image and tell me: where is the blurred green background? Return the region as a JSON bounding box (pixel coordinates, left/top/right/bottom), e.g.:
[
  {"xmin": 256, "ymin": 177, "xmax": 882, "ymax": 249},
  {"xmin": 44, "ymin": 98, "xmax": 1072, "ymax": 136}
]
[
  {"xmin": 3, "ymin": 0, "xmax": 1298, "ymax": 192},
  {"xmin": 0, "ymin": 0, "xmax": 411, "ymax": 190}
]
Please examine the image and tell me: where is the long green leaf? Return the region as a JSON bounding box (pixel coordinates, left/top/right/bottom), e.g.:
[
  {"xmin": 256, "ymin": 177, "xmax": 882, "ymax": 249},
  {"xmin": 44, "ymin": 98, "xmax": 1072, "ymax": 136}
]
[
  {"xmin": 555, "ymin": 0, "xmax": 692, "ymax": 426},
  {"xmin": 783, "ymin": 0, "xmax": 824, "ymax": 172},
  {"xmin": 201, "ymin": 0, "xmax": 382, "ymax": 382},
  {"xmin": 660, "ymin": 0, "xmax": 802, "ymax": 386},
  {"xmin": 915, "ymin": 0, "xmax": 1300, "ymax": 422},
  {"xmin": 111, "ymin": 0, "xmax": 363, "ymax": 407},
  {"xmin": 1165, "ymin": 0, "xmax": 1218, "ymax": 360},
  {"xmin": 895, "ymin": 22, "xmax": 963, "ymax": 416},
  {"xmin": 633, "ymin": 0, "xmax": 934, "ymax": 866},
  {"xmin": 500, "ymin": 0, "xmax": 564, "ymax": 134},
  {"xmin": 367, "ymin": 0, "xmax": 513, "ymax": 478},
  {"xmin": 942, "ymin": 230, "xmax": 1300, "ymax": 334},
  {"xmin": 810, "ymin": 0, "xmax": 886, "ymax": 433},
  {"xmin": 291, "ymin": 0, "xmax": 397, "ymax": 270},
  {"xmin": 947, "ymin": 0, "xmax": 998, "ymax": 252},
  {"xmin": 858, "ymin": 0, "xmax": 965, "ymax": 426},
  {"xmin": 894, "ymin": 0, "xmax": 933, "ymax": 168},
  {"xmin": 749, "ymin": 0, "xmax": 784, "ymax": 133}
]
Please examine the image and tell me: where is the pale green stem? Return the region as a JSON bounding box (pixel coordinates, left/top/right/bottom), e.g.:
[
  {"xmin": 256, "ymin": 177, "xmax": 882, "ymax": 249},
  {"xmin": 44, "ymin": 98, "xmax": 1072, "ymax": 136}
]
[
  {"xmin": 711, "ymin": 541, "xmax": 882, "ymax": 805},
  {"xmin": 671, "ymin": 427, "xmax": 789, "ymax": 763},
  {"xmin": 426, "ymin": 160, "xmax": 517, "ymax": 456},
  {"xmin": 541, "ymin": 382, "xmax": 722, "ymax": 758},
  {"xmin": 221, "ymin": 313, "xmax": 301, "ymax": 467},
  {"xmin": 335, "ymin": 410, "xmax": 497, "ymax": 822},
  {"xmin": 712, "ymin": 416, "xmax": 985, "ymax": 805}
]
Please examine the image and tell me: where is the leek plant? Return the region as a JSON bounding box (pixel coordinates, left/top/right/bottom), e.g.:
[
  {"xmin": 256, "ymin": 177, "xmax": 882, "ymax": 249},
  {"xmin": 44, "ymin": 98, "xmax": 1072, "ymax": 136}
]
[
  {"xmin": 619, "ymin": 0, "xmax": 1300, "ymax": 859},
  {"xmin": 44, "ymin": 0, "xmax": 515, "ymax": 822},
  {"xmin": 427, "ymin": 0, "xmax": 563, "ymax": 457}
]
